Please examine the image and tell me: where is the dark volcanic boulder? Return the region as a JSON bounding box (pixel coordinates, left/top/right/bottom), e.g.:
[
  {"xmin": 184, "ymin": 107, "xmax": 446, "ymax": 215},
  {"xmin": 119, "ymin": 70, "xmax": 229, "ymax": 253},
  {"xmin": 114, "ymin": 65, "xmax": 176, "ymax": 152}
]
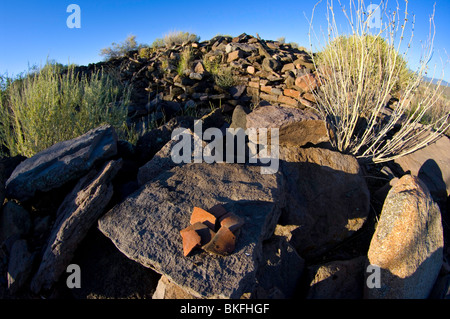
[
  {"xmin": 99, "ymin": 162, "xmax": 285, "ymax": 299},
  {"xmin": 5, "ymin": 125, "xmax": 118, "ymax": 202},
  {"xmin": 30, "ymin": 159, "xmax": 122, "ymax": 293},
  {"xmin": 279, "ymin": 145, "xmax": 370, "ymax": 260}
]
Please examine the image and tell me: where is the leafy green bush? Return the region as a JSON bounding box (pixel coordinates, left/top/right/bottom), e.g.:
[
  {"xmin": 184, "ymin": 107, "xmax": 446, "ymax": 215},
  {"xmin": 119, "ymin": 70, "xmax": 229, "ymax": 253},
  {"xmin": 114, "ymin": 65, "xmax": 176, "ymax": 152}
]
[{"xmin": 0, "ymin": 63, "xmax": 131, "ymax": 157}]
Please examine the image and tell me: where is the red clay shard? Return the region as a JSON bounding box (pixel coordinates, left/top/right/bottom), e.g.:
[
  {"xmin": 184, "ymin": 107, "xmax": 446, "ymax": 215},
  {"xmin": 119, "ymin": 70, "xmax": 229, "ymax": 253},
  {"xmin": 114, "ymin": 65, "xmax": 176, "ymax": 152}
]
[
  {"xmin": 190, "ymin": 207, "xmax": 217, "ymax": 231},
  {"xmin": 180, "ymin": 228, "xmax": 201, "ymax": 257},
  {"xmin": 202, "ymin": 226, "xmax": 236, "ymax": 256},
  {"xmin": 219, "ymin": 212, "xmax": 244, "ymax": 233},
  {"xmin": 208, "ymin": 204, "xmax": 228, "ymax": 219}
]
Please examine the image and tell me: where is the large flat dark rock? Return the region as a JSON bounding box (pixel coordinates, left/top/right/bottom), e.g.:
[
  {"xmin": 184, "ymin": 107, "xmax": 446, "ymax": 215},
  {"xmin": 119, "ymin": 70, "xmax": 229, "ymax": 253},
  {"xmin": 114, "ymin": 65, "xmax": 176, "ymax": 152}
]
[{"xmin": 98, "ymin": 162, "xmax": 284, "ymax": 299}]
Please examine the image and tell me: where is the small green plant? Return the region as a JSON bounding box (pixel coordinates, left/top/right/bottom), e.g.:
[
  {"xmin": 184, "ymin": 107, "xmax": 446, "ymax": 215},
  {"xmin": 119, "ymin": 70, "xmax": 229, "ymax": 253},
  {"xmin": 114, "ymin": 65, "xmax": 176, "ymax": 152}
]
[
  {"xmin": 202, "ymin": 55, "xmax": 235, "ymax": 89},
  {"xmin": 100, "ymin": 34, "xmax": 139, "ymax": 60},
  {"xmin": 0, "ymin": 62, "xmax": 132, "ymax": 157},
  {"xmin": 214, "ymin": 67, "xmax": 236, "ymax": 89},
  {"xmin": 177, "ymin": 47, "xmax": 194, "ymax": 76}
]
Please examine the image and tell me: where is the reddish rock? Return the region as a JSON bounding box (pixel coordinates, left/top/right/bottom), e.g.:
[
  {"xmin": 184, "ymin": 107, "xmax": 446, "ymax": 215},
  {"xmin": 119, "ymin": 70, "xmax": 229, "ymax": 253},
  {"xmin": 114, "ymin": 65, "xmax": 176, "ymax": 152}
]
[
  {"xmin": 182, "ymin": 222, "xmax": 215, "ymax": 246},
  {"xmin": 202, "ymin": 226, "xmax": 236, "ymax": 256},
  {"xmin": 283, "ymin": 89, "xmax": 301, "ymax": 100},
  {"xmin": 295, "ymin": 73, "xmax": 319, "ymax": 92},
  {"xmin": 190, "ymin": 207, "xmax": 216, "ymax": 230},
  {"xmin": 220, "ymin": 212, "xmax": 244, "ymax": 232},
  {"xmin": 277, "ymin": 94, "xmax": 299, "ymax": 107},
  {"xmin": 227, "ymin": 49, "xmax": 244, "ymax": 63}
]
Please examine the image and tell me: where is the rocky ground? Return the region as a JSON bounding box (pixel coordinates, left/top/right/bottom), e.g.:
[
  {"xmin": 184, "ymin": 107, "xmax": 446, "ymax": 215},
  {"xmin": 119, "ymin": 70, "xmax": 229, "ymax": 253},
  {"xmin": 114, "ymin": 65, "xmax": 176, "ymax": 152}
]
[{"xmin": 0, "ymin": 33, "xmax": 449, "ymax": 299}]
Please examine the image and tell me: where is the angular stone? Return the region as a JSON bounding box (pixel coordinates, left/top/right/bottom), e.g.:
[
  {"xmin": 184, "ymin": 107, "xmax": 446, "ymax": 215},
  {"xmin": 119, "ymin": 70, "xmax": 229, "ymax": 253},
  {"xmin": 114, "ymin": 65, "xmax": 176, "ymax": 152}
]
[
  {"xmin": 253, "ymin": 235, "xmax": 305, "ymax": 299},
  {"xmin": 153, "ymin": 275, "xmax": 198, "ymax": 299},
  {"xmin": 394, "ymin": 136, "xmax": 450, "ymax": 203},
  {"xmin": 295, "ymin": 73, "xmax": 319, "ymax": 92},
  {"xmin": 247, "ymin": 65, "xmax": 255, "ymax": 74},
  {"xmin": 307, "ymin": 256, "xmax": 366, "ymax": 299},
  {"xmin": 30, "ymin": 159, "xmax": 122, "ymax": 293},
  {"xmin": 277, "ymin": 94, "xmax": 299, "ymax": 107},
  {"xmin": 229, "ymin": 85, "xmax": 246, "ymax": 99},
  {"xmin": 283, "ymin": 88, "xmax": 301, "ymax": 100},
  {"xmin": 202, "ymin": 226, "xmax": 236, "ymax": 256},
  {"xmin": 6, "ymin": 125, "xmax": 118, "ymax": 202},
  {"xmin": 190, "ymin": 207, "xmax": 217, "ymax": 231},
  {"xmin": 279, "ymin": 146, "xmax": 370, "ymax": 259},
  {"xmin": 194, "ymin": 62, "xmax": 205, "ymax": 74},
  {"xmin": 98, "ymin": 163, "xmax": 284, "ymax": 299},
  {"xmin": 262, "ymin": 58, "xmax": 281, "ymax": 73},
  {"xmin": 189, "ymin": 72, "xmax": 202, "ymax": 81},
  {"xmin": 365, "ymin": 174, "xmax": 443, "ymax": 299},
  {"xmin": 245, "ymin": 104, "xmax": 328, "ymax": 147},
  {"xmin": 281, "ymin": 63, "xmax": 296, "ymax": 73},
  {"xmin": 0, "ymin": 201, "xmax": 31, "ymax": 245},
  {"xmin": 227, "ymin": 49, "xmax": 244, "ymax": 63}
]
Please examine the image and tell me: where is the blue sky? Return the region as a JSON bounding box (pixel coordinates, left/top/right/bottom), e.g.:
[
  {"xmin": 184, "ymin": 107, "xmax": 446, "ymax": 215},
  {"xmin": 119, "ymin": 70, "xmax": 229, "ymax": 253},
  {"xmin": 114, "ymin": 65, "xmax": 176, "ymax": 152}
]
[{"xmin": 1, "ymin": 0, "xmax": 449, "ymax": 82}]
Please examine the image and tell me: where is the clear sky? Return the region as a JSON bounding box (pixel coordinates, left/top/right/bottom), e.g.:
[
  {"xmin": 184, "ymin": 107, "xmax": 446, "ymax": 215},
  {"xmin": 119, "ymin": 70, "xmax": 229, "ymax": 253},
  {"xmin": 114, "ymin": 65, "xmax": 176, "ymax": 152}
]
[{"xmin": 1, "ymin": 0, "xmax": 449, "ymax": 82}]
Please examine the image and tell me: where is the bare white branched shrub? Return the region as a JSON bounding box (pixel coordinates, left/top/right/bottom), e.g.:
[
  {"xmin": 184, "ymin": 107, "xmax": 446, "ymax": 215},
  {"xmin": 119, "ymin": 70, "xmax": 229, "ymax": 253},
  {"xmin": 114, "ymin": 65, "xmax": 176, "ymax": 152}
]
[{"xmin": 307, "ymin": 0, "xmax": 449, "ymax": 163}]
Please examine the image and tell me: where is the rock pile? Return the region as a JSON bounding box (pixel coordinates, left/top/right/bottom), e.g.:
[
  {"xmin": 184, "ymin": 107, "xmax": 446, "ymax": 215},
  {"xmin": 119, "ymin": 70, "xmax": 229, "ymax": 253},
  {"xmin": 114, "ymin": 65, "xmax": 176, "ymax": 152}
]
[
  {"xmin": 0, "ymin": 33, "xmax": 449, "ymax": 300},
  {"xmin": 75, "ymin": 33, "xmax": 319, "ymax": 132}
]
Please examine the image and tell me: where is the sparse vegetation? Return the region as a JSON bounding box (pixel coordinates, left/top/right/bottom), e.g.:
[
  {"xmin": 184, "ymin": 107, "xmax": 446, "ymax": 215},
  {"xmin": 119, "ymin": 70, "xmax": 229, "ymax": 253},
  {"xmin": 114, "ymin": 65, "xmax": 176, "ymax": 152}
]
[
  {"xmin": 203, "ymin": 55, "xmax": 236, "ymax": 89},
  {"xmin": 177, "ymin": 47, "xmax": 194, "ymax": 76},
  {"xmin": 151, "ymin": 31, "xmax": 200, "ymax": 48},
  {"xmin": 308, "ymin": 0, "xmax": 449, "ymax": 163},
  {"xmin": 100, "ymin": 34, "xmax": 141, "ymax": 60},
  {"xmin": 0, "ymin": 62, "xmax": 131, "ymax": 157}
]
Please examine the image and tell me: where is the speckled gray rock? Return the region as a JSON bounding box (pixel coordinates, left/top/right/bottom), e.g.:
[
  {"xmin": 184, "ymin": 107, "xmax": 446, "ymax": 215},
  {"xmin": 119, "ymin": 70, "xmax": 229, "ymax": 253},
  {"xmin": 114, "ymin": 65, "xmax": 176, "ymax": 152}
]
[
  {"xmin": 30, "ymin": 159, "xmax": 122, "ymax": 293},
  {"xmin": 6, "ymin": 125, "xmax": 118, "ymax": 202},
  {"xmin": 99, "ymin": 162, "xmax": 284, "ymax": 299}
]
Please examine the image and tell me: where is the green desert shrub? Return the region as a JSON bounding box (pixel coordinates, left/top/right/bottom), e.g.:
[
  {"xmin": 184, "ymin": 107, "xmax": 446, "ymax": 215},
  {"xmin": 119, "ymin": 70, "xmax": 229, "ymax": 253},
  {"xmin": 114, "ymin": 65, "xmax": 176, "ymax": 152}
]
[{"xmin": 0, "ymin": 63, "xmax": 131, "ymax": 157}]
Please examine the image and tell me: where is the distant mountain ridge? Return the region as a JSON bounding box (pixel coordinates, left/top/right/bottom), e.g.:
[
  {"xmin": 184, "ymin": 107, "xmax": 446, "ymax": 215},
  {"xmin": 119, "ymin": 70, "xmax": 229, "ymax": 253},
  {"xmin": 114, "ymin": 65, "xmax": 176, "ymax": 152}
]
[{"xmin": 422, "ymin": 75, "xmax": 450, "ymax": 87}]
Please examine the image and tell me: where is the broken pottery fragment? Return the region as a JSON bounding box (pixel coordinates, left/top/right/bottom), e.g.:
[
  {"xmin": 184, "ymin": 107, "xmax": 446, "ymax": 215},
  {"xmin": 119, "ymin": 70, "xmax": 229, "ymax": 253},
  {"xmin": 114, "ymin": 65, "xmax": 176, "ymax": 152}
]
[
  {"xmin": 202, "ymin": 226, "xmax": 236, "ymax": 256},
  {"xmin": 208, "ymin": 204, "xmax": 228, "ymax": 220},
  {"xmin": 190, "ymin": 207, "xmax": 217, "ymax": 231},
  {"xmin": 180, "ymin": 229, "xmax": 201, "ymax": 257},
  {"xmin": 219, "ymin": 212, "xmax": 244, "ymax": 233}
]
